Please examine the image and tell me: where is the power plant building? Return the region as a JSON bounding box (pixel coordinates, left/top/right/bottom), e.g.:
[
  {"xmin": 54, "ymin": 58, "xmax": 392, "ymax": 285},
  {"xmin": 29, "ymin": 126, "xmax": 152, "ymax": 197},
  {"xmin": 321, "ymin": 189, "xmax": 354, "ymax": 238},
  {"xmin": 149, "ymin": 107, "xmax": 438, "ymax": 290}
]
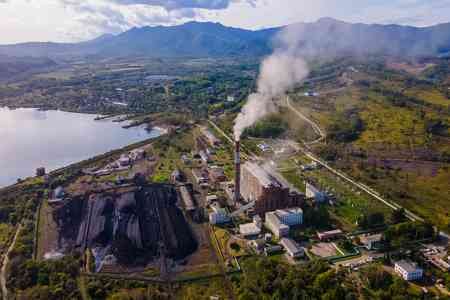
[
  {"xmin": 240, "ymin": 162, "xmax": 298, "ymax": 214},
  {"xmin": 265, "ymin": 208, "xmax": 303, "ymax": 238}
]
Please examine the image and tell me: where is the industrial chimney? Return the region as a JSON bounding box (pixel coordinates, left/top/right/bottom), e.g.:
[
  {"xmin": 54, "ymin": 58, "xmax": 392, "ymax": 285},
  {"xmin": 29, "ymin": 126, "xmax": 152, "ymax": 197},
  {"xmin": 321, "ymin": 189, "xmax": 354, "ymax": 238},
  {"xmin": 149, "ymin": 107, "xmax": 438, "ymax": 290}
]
[{"xmin": 234, "ymin": 140, "xmax": 241, "ymax": 204}]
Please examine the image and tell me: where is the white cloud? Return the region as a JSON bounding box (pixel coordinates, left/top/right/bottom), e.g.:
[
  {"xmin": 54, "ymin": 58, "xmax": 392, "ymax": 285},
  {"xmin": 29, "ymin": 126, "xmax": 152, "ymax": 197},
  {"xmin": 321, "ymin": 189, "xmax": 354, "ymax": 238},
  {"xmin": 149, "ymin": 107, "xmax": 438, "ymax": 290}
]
[{"xmin": 0, "ymin": 0, "xmax": 448, "ymax": 44}]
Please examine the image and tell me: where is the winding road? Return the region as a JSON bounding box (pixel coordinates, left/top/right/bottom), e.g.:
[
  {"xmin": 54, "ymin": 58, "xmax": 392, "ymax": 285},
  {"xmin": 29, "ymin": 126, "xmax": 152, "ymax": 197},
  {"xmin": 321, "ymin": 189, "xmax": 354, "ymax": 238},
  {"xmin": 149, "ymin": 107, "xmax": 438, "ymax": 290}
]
[
  {"xmin": 285, "ymin": 96, "xmax": 326, "ymax": 145},
  {"xmin": 1, "ymin": 224, "xmax": 22, "ymax": 300}
]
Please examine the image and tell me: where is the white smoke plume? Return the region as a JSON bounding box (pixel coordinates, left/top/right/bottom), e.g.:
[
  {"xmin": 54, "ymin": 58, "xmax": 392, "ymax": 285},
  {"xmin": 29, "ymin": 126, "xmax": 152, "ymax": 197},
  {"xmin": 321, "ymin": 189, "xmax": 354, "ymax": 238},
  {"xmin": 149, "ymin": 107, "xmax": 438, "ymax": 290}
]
[{"xmin": 233, "ymin": 27, "xmax": 309, "ymax": 141}]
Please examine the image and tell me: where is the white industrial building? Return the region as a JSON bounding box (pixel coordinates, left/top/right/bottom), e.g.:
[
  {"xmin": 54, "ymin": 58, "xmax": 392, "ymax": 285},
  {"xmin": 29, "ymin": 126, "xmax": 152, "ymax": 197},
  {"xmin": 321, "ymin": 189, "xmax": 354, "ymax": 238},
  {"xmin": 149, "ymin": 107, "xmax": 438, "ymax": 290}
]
[
  {"xmin": 305, "ymin": 182, "xmax": 326, "ymax": 203},
  {"xmin": 265, "ymin": 208, "xmax": 303, "ymax": 238},
  {"xmin": 276, "ymin": 208, "xmax": 303, "ymax": 226},
  {"xmin": 280, "ymin": 238, "xmax": 304, "ymax": 258},
  {"xmin": 239, "ymin": 215, "xmax": 263, "ymax": 238},
  {"xmin": 394, "ymin": 260, "xmax": 423, "ymax": 281},
  {"xmin": 239, "ymin": 223, "xmax": 262, "ymax": 238}
]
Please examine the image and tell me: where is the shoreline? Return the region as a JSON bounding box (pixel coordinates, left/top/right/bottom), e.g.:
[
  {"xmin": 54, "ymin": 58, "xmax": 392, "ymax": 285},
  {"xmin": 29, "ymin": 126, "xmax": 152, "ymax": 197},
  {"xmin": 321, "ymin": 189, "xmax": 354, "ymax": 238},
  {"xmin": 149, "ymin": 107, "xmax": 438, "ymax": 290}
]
[
  {"xmin": 0, "ymin": 132, "xmax": 166, "ymax": 192},
  {"xmin": 0, "ymin": 117, "xmax": 167, "ymax": 190}
]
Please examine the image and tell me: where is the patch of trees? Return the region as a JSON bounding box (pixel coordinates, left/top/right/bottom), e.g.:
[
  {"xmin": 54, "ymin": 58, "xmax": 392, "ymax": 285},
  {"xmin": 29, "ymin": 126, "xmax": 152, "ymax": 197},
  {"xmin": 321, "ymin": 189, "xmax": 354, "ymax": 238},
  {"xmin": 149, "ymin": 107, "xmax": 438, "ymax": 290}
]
[
  {"xmin": 359, "ymin": 264, "xmax": 426, "ymax": 299},
  {"xmin": 12, "ymin": 255, "xmax": 81, "ymax": 300},
  {"xmin": 87, "ymin": 278, "xmax": 169, "ymax": 299},
  {"xmin": 384, "ymin": 221, "xmax": 435, "ymax": 248},
  {"xmin": 328, "ymin": 111, "xmax": 365, "ymax": 143},
  {"xmin": 303, "ymin": 204, "xmax": 332, "ymax": 230},
  {"xmin": 358, "ymin": 212, "xmax": 385, "ymax": 230},
  {"xmin": 424, "ymin": 117, "xmax": 449, "ymax": 137},
  {"xmin": 234, "ymin": 257, "xmax": 357, "ymax": 300},
  {"xmin": 243, "ymin": 114, "xmax": 288, "ymax": 139},
  {"xmin": 391, "ymin": 208, "xmax": 407, "ymax": 224}
]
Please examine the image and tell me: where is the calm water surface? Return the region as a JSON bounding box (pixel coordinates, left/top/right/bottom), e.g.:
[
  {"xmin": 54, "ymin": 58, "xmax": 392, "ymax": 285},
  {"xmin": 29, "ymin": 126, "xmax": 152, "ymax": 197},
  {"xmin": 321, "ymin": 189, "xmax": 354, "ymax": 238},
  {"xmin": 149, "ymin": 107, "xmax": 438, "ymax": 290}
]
[{"xmin": 0, "ymin": 107, "xmax": 161, "ymax": 187}]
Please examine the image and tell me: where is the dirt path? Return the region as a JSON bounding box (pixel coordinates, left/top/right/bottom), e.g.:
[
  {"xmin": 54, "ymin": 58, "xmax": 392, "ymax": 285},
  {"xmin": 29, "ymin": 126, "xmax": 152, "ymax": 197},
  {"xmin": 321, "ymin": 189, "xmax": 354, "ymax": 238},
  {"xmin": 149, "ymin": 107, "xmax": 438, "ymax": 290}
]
[
  {"xmin": 285, "ymin": 96, "xmax": 326, "ymax": 145},
  {"xmin": 1, "ymin": 224, "xmax": 22, "ymax": 300}
]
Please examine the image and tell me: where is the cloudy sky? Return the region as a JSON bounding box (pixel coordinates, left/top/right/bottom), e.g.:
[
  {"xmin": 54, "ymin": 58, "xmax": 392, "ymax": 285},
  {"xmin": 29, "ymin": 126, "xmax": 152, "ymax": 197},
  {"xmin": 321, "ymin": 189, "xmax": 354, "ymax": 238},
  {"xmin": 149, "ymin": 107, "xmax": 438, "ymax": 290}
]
[{"xmin": 0, "ymin": 0, "xmax": 449, "ymax": 44}]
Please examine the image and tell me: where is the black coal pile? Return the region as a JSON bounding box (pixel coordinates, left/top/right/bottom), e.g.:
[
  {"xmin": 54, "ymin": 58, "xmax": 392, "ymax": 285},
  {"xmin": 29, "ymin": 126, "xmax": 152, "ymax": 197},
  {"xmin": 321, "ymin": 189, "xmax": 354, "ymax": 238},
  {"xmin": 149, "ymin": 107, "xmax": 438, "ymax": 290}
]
[{"xmin": 53, "ymin": 184, "xmax": 197, "ymax": 265}]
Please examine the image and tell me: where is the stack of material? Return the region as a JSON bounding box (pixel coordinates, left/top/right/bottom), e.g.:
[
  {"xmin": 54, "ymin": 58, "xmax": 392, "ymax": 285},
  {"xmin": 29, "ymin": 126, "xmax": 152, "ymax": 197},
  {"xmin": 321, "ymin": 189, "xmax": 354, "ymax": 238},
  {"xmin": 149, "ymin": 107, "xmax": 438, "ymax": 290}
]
[{"xmin": 55, "ymin": 184, "xmax": 197, "ymax": 266}]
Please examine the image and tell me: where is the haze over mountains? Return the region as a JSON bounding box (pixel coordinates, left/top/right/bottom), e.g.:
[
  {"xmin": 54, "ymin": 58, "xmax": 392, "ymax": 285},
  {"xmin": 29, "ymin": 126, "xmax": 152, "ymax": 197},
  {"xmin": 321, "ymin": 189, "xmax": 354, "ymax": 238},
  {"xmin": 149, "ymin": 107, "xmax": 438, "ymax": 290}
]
[{"xmin": 0, "ymin": 18, "xmax": 449, "ymax": 60}]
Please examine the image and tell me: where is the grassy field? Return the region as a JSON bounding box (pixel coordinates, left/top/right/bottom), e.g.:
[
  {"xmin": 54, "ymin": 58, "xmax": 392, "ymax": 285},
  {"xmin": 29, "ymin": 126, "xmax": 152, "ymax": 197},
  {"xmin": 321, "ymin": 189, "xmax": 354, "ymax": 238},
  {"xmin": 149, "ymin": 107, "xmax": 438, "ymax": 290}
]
[
  {"xmin": 285, "ymin": 61, "xmax": 450, "ymax": 230},
  {"xmin": 175, "ymin": 277, "xmax": 230, "ymax": 300},
  {"xmin": 357, "ymin": 102, "xmax": 426, "ymax": 150},
  {"xmin": 405, "ymin": 88, "xmax": 450, "ymax": 108},
  {"xmin": 280, "ymin": 155, "xmax": 392, "ymax": 230},
  {"xmin": 0, "ymin": 223, "xmax": 13, "ymax": 250},
  {"xmin": 151, "ymin": 130, "xmax": 195, "ymax": 183}
]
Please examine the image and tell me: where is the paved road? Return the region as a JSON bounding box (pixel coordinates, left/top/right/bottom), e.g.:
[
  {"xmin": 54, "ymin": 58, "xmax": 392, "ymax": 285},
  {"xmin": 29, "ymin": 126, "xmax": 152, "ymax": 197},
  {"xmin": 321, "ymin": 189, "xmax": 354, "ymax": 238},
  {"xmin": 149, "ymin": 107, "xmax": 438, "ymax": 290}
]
[{"xmin": 1, "ymin": 224, "xmax": 22, "ymax": 300}]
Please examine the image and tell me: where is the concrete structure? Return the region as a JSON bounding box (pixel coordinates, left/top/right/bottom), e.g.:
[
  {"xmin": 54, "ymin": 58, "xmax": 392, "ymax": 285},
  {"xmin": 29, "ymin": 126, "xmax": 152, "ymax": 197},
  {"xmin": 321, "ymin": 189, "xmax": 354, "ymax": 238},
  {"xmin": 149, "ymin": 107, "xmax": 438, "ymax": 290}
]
[
  {"xmin": 360, "ymin": 233, "xmax": 383, "ymax": 250},
  {"xmin": 265, "ymin": 211, "xmax": 290, "ymax": 238},
  {"xmin": 192, "ymin": 169, "xmax": 208, "ymax": 185},
  {"xmin": 209, "ymin": 166, "xmax": 227, "ymax": 183},
  {"xmin": 199, "ymin": 150, "xmax": 210, "ymax": 164},
  {"xmin": 129, "ymin": 149, "xmax": 146, "ymax": 161},
  {"xmin": 265, "ymin": 208, "xmax": 303, "ymax": 238},
  {"xmin": 301, "ymin": 162, "xmax": 318, "ymax": 171},
  {"xmin": 306, "ymin": 182, "xmax": 326, "ymax": 203},
  {"xmin": 171, "ymin": 169, "xmax": 184, "ymax": 182},
  {"xmin": 264, "ymin": 245, "xmax": 282, "ymax": 256},
  {"xmin": 317, "ymin": 229, "xmax": 343, "ymax": 241},
  {"xmin": 240, "ymin": 162, "xmax": 294, "ymax": 214},
  {"xmin": 395, "ymin": 260, "xmax": 423, "ymax": 281},
  {"xmin": 36, "ymin": 167, "xmax": 46, "ymax": 177},
  {"xmin": 206, "ymin": 194, "xmax": 218, "ymax": 205},
  {"xmin": 249, "ymin": 239, "xmax": 265, "ymax": 254},
  {"xmin": 239, "ymin": 223, "xmax": 262, "ymax": 238},
  {"xmin": 181, "ymin": 154, "xmax": 191, "ymax": 165},
  {"xmin": 234, "ymin": 141, "xmax": 241, "ymax": 204},
  {"xmin": 209, "ymin": 202, "xmax": 231, "ymax": 225},
  {"xmin": 179, "ymin": 185, "xmax": 196, "ymax": 212},
  {"xmin": 253, "ymin": 215, "xmax": 263, "ymax": 228},
  {"xmin": 280, "ymin": 238, "xmax": 304, "ymax": 258},
  {"xmin": 275, "ymin": 208, "xmax": 303, "ymax": 226},
  {"xmin": 119, "ymin": 155, "xmax": 131, "ymax": 167}
]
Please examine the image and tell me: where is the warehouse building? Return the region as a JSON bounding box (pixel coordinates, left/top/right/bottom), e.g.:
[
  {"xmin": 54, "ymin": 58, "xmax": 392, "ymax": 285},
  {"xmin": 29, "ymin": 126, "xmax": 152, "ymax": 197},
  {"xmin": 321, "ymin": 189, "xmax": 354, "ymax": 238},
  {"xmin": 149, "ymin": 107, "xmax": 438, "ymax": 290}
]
[
  {"xmin": 265, "ymin": 208, "xmax": 303, "ymax": 238},
  {"xmin": 395, "ymin": 260, "xmax": 423, "ymax": 281},
  {"xmin": 209, "ymin": 202, "xmax": 231, "ymax": 225},
  {"xmin": 280, "ymin": 238, "xmax": 304, "ymax": 258}
]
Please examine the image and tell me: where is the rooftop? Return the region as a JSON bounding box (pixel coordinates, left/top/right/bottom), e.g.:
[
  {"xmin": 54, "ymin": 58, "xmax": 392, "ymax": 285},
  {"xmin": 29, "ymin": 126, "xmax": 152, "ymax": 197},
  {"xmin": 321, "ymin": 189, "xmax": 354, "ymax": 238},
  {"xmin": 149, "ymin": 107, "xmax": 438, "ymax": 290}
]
[
  {"xmin": 317, "ymin": 229, "xmax": 343, "ymax": 236},
  {"xmin": 280, "ymin": 238, "xmax": 302, "ymax": 254},
  {"xmin": 276, "ymin": 207, "xmax": 303, "ymax": 217},
  {"xmin": 244, "ymin": 162, "xmax": 284, "ymax": 188},
  {"xmin": 240, "ymin": 223, "xmax": 262, "ymax": 236},
  {"xmin": 360, "ymin": 233, "xmax": 383, "ymax": 244},
  {"xmin": 396, "ymin": 260, "xmax": 422, "ymax": 273}
]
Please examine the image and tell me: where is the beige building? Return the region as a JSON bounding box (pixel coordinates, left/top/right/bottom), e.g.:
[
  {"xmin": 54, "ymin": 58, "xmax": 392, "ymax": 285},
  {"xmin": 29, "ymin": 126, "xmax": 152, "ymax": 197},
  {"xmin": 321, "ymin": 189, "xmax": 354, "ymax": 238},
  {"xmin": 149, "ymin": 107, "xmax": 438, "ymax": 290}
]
[{"xmin": 240, "ymin": 162, "xmax": 300, "ymax": 214}]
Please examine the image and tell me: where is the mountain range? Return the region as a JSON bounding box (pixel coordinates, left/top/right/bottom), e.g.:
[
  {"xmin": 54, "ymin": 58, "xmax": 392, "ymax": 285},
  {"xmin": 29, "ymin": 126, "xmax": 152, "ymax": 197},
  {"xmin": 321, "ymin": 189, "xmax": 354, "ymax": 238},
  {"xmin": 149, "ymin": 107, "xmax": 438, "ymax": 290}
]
[{"xmin": 0, "ymin": 18, "xmax": 449, "ymax": 60}]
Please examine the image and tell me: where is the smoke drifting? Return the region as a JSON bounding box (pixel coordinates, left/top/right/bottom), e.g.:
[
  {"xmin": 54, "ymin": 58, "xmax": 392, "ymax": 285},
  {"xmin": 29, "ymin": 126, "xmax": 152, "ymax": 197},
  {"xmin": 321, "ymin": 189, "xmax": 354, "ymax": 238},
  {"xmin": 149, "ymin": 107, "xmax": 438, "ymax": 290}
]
[{"xmin": 233, "ymin": 26, "xmax": 309, "ymax": 141}]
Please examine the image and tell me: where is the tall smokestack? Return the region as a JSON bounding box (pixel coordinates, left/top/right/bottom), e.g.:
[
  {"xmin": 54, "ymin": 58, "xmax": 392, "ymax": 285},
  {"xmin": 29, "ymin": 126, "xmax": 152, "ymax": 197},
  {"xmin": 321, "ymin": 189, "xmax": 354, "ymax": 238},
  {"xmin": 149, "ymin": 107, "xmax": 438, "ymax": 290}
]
[{"xmin": 234, "ymin": 140, "xmax": 241, "ymax": 204}]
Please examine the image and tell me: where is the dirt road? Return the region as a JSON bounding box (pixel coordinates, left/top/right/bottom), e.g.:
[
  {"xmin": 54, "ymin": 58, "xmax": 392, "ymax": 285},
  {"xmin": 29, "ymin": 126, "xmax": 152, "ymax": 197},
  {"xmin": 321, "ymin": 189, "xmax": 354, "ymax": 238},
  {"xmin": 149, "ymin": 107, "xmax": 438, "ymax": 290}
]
[
  {"xmin": 1, "ymin": 224, "xmax": 22, "ymax": 300},
  {"xmin": 285, "ymin": 96, "xmax": 326, "ymax": 145}
]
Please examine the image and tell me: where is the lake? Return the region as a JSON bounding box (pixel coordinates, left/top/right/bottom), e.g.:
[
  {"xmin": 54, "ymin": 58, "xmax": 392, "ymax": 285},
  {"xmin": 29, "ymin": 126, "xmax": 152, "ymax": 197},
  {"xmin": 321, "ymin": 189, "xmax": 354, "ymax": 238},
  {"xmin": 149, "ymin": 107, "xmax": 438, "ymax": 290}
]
[{"xmin": 0, "ymin": 107, "xmax": 163, "ymax": 187}]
